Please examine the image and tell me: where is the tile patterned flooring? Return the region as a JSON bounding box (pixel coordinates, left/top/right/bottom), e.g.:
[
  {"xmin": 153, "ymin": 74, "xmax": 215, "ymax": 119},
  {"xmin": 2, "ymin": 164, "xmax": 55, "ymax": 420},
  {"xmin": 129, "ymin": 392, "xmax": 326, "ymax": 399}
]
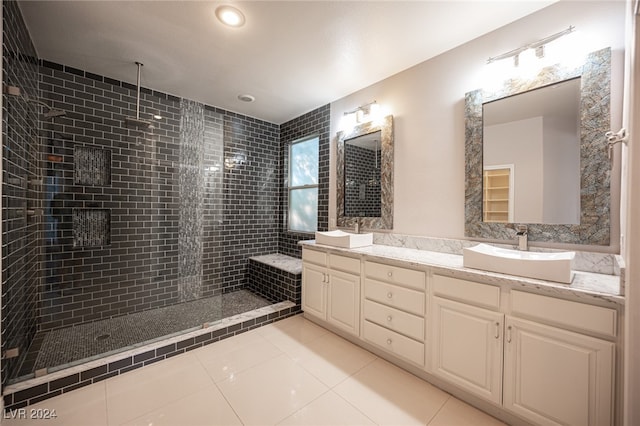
[
  {"xmin": 4, "ymin": 315, "xmax": 507, "ymax": 426},
  {"xmin": 19, "ymin": 290, "xmax": 270, "ymax": 377}
]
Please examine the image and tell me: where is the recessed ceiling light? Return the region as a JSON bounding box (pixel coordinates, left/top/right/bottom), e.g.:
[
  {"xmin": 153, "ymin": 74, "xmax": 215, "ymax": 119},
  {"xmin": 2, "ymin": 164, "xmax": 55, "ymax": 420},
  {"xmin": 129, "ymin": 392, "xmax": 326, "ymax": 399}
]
[
  {"xmin": 238, "ymin": 94, "xmax": 255, "ymax": 103},
  {"xmin": 216, "ymin": 5, "xmax": 245, "ymax": 28}
]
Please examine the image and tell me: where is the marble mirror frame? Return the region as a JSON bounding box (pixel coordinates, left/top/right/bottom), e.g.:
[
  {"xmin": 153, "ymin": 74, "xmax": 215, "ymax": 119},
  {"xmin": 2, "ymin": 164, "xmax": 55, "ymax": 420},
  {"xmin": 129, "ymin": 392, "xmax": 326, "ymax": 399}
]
[
  {"xmin": 465, "ymin": 47, "xmax": 611, "ymax": 245},
  {"xmin": 337, "ymin": 114, "xmax": 394, "ymax": 230}
]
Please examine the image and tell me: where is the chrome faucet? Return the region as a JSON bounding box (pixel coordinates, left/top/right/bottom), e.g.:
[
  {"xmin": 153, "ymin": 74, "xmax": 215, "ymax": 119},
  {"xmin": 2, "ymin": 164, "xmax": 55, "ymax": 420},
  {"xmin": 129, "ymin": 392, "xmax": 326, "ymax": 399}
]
[
  {"xmin": 354, "ymin": 217, "xmax": 362, "ymax": 234},
  {"xmin": 516, "ymin": 225, "xmax": 528, "ymax": 251}
]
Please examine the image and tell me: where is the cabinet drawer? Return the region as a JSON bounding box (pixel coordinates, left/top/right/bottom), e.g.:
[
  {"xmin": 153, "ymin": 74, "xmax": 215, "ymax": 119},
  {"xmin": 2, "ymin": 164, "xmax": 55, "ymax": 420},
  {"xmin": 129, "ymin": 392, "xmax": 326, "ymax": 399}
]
[
  {"xmin": 365, "ymin": 261, "xmax": 425, "ymax": 290},
  {"xmin": 363, "ymin": 299, "xmax": 425, "ymax": 341},
  {"xmin": 303, "ymin": 248, "xmax": 327, "ymax": 266},
  {"xmin": 511, "ymin": 291, "xmax": 617, "ymax": 337},
  {"xmin": 432, "ymin": 275, "xmax": 500, "ymax": 309},
  {"xmin": 365, "ymin": 279, "xmax": 425, "ymax": 316},
  {"xmin": 329, "ymin": 253, "xmax": 360, "ymax": 275},
  {"xmin": 363, "ymin": 320, "xmax": 425, "ymax": 366}
]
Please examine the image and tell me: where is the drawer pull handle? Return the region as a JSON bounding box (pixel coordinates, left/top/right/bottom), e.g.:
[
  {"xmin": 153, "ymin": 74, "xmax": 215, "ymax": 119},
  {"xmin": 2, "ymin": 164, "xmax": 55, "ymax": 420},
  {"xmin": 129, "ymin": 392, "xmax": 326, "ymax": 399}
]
[
  {"xmin": 506, "ymin": 325, "xmax": 512, "ymax": 343},
  {"xmin": 386, "ymin": 338, "xmax": 393, "ymax": 345},
  {"xmin": 495, "ymin": 322, "xmax": 500, "ymax": 339},
  {"xmin": 387, "ymin": 271, "xmax": 393, "ymax": 277},
  {"xmin": 387, "ymin": 315, "xmax": 393, "ymax": 322},
  {"xmin": 386, "ymin": 292, "xmax": 393, "ymax": 299}
]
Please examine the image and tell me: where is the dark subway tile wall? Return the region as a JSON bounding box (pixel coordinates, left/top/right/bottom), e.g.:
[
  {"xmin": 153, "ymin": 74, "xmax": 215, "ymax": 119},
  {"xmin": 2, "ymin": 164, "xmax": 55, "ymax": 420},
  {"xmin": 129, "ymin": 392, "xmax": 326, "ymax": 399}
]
[
  {"xmin": 247, "ymin": 258, "xmax": 302, "ymax": 306},
  {"xmin": 2, "ymin": 0, "xmax": 42, "ymax": 388},
  {"xmin": 344, "ymin": 144, "xmax": 381, "ymax": 217},
  {"xmin": 279, "ymin": 104, "xmax": 331, "ymax": 258},
  {"xmin": 37, "ymin": 63, "xmax": 283, "ymax": 333},
  {"xmin": 216, "ymin": 110, "xmax": 281, "ymax": 293},
  {"xmin": 2, "ymin": 0, "xmax": 327, "ymax": 391},
  {"xmin": 38, "ymin": 62, "xmax": 184, "ymax": 332}
]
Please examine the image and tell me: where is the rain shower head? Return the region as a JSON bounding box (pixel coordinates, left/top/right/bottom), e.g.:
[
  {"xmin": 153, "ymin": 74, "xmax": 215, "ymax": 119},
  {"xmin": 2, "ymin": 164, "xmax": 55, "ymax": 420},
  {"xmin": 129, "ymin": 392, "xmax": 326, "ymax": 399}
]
[
  {"xmin": 125, "ymin": 116, "xmax": 152, "ymax": 129},
  {"xmin": 43, "ymin": 109, "xmax": 66, "ymax": 119},
  {"xmin": 2, "ymin": 86, "xmax": 67, "ymax": 120},
  {"xmin": 28, "ymin": 98, "xmax": 66, "ymax": 120}
]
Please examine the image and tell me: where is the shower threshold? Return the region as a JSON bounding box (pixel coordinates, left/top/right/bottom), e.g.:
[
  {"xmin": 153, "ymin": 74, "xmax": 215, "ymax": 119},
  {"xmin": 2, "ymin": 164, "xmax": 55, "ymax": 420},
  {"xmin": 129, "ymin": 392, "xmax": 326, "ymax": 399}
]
[{"xmin": 14, "ymin": 289, "xmax": 272, "ymax": 382}]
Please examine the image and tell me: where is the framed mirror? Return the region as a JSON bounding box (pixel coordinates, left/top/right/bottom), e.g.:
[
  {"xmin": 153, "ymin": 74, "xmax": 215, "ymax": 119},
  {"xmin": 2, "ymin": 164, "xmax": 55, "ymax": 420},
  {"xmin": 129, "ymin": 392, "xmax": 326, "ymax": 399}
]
[
  {"xmin": 465, "ymin": 47, "xmax": 611, "ymax": 245},
  {"xmin": 337, "ymin": 115, "xmax": 393, "ymax": 230}
]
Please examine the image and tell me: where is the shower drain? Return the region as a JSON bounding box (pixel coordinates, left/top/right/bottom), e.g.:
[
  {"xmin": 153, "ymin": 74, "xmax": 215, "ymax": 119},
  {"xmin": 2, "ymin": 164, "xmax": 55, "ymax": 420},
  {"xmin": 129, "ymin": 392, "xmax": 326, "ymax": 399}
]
[{"xmin": 94, "ymin": 333, "xmax": 111, "ymax": 341}]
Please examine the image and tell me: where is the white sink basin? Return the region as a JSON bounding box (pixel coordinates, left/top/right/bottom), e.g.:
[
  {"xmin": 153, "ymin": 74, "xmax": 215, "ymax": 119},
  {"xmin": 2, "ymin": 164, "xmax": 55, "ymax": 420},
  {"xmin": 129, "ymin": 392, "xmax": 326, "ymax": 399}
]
[
  {"xmin": 463, "ymin": 243, "xmax": 575, "ymax": 284},
  {"xmin": 315, "ymin": 230, "xmax": 373, "ymax": 248}
]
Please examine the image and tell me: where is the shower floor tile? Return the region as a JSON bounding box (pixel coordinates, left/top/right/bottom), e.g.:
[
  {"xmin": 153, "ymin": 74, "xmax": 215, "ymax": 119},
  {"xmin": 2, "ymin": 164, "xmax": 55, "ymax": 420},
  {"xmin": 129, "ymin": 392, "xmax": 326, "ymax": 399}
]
[{"xmin": 21, "ymin": 290, "xmax": 270, "ymax": 375}]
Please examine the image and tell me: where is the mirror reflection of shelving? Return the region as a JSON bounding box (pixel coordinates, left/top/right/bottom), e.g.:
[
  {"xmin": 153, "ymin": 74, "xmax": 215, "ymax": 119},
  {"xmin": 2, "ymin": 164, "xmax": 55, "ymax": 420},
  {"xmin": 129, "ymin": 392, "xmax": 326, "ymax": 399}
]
[{"xmin": 483, "ymin": 165, "xmax": 514, "ymax": 223}]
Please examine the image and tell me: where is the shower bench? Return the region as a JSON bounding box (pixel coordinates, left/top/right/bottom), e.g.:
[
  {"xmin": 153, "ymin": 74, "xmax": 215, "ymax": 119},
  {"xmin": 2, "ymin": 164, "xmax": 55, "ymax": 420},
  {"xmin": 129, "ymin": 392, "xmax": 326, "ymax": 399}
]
[{"xmin": 248, "ymin": 253, "xmax": 302, "ymax": 307}]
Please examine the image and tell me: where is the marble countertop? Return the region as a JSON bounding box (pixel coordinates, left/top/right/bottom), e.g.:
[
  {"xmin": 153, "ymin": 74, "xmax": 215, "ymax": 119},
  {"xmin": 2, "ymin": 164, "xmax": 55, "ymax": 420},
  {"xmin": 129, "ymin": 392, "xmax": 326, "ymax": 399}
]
[{"xmin": 300, "ymin": 241, "xmax": 623, "ymax": 307}]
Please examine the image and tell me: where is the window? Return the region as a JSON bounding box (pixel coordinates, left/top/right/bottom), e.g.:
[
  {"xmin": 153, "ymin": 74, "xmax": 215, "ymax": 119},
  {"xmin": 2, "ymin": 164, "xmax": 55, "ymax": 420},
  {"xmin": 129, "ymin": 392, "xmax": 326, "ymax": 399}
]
[{"xmin": 288, "ymin": 136, "xmax": 319, "ymax": 232}]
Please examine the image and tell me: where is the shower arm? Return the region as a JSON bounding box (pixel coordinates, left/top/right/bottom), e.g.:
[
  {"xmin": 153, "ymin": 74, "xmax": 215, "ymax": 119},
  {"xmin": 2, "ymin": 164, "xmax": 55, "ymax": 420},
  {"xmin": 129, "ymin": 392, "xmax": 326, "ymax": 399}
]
[{"xmin": 135, "ymin": 62, "xmax": 142, "ymax": 120}]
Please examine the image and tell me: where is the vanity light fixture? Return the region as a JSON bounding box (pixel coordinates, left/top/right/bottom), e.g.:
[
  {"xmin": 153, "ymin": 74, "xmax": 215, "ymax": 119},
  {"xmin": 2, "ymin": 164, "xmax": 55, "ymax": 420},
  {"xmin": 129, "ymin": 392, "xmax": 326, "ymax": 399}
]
[
  {"xmin": 215, "ymin": 5, "xmax": 246, "ymax": 28},
  {"xmin": 487, "ymin": 26, "xmax": 575, "ymax": 66},
  {"xmin": 343, "ymin": 101, "xmax": 378, "ymax": 123}
]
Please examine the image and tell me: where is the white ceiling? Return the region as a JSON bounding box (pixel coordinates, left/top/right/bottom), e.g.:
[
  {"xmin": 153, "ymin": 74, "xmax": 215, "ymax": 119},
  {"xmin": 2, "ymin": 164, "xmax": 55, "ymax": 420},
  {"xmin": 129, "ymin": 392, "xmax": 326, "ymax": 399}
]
[{"xmin": 18, "ymin": 1, "xmax": 558, "ymax": 124}]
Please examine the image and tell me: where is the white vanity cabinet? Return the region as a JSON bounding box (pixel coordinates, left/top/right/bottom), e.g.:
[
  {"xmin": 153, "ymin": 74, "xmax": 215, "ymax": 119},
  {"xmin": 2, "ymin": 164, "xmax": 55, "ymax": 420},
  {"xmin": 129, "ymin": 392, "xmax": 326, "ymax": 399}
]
[
  {"xmin": 504, "ymin": 291, "xmax": 615, "ymax": 426},
  {"xmin": 362, "ymin": 260, "xmax": 426, "ymax": 366},
  {"xmin": 302, "ymin": 248, "xmax": 361, "ymax": 336},
  {"xmin": 431, "ymin": 275, "xmax": 616, "ymax": 425},
  {"xmin": 430, "ymin": 275, "xmax": 504, "ymax": 404}
]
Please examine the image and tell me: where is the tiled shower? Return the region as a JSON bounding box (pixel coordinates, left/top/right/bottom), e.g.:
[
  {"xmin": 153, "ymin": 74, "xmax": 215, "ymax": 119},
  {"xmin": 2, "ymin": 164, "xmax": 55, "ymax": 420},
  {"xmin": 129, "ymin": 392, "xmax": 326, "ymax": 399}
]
[{"xmin": 1, "ymin": 0, "xmax": 330, "ymax": 400}]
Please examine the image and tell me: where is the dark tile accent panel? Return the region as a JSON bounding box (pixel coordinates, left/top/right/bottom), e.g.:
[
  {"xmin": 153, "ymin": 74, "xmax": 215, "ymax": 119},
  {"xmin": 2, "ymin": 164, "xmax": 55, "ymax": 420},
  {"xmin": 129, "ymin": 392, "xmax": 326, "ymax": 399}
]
[
  {"xmin": 279, "ymin": 104, "xmax": 331, "ymax": 258},
  {"xmin": 72, "ymin": 209, "xmax": 111, "ymax": 248},
  {"xmin": 3, "ymin": 309, "xmax": 301, "ymax": 411},
  {"xmin": 2, "ymin": 0, "xmax": 42, "ymax": 389},
  {"xmin": 247, "ymin": 258, "xmax": 302, "ymax": 306},
  {"xmin": 178, "ymin": 99, "xmax": 205, "ymax": 302},
  {"xmin": 73, "ymin": 145, "xmax": 111, "ymax": 185}
]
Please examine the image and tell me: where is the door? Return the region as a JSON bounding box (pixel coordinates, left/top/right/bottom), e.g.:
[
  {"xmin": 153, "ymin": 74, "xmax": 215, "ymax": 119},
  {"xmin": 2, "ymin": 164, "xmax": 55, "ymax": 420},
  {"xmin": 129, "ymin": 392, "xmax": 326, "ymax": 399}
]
[
  {"xmin": 431, "ymin": 296, "xmax": 504, "ymax": 404},
  {"xmin": 327, "ymin": 269, "xmax": 360, "ymax": 336},
  {"xmin": 302, "ymin": 263, "xmax": 327, "ymax": 319},
  {"xmin": 504, "ymin": 317, "xmax": 614, "ymax": 426}
]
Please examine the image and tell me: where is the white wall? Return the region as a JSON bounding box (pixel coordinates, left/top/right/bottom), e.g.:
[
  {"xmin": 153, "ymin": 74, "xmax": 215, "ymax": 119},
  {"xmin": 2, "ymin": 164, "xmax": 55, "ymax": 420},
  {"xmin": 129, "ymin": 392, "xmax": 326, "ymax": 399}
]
[
  {"xmin": 484, "ymin": 117, "xmax": 544, "ymax": 222},
  {"xmin": 543, "ymin": 115, "xmax": 581, "ymax": 224},
  {"xmin": 329, "ymin": 1, "xmax": 625, "ymax": 249}
]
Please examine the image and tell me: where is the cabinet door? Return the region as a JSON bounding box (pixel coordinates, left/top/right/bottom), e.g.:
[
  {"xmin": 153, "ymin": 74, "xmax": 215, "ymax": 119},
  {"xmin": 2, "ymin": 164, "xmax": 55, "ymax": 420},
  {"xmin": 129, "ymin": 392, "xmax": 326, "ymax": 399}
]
[
  {"xmin": 302, "ymin": 263, "xmax": 327, "ymax": 319},
  {"xmin": 431, "ymin": 297, "xmax": 504, "ymax": 404},
  {"xmin": 327, "ymin": 270, "xmax": 360, "ymax": 336},
  {"xmin": 504, "ymin": 317, "xmax": 614, "ymax": 426}
]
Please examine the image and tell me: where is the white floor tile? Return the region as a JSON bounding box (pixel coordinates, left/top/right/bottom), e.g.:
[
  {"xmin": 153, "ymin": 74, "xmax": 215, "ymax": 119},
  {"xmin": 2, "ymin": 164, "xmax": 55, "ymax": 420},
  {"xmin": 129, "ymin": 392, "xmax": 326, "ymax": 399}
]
[
  {"xmin": 195, "ymin": 337, "xmax": 283, "ymax": 382},
  {"xmin": 258, "ymin": 315, "xmax": 329, "ymax": 353},
  {"xmin": 7, "ymin": 318, "xmax": 509, "ymax": 426},
  {"xmin": 287, "ymin": 331, "xmax": 377, "ymax": 387},
  {"xmin": 334, "ymin": 358, "xmax": 450, "ymax": 426},
  {"xmin": 3, "ymin": 382, "xmax": 107, "ymax": 426},
  {"xmin": 196, "ymin": 327, "xmax": 267, "ymax": 356},
  {"xmin": 428, "ymin": 396, "xmax": 507, "ymax": 426},
  {"xmin": 120, "ymin": 384, "xmax": 242, "ymax": 426},
  {"xmin": 105, "ymin": 352, "xmax": 214, "ymax": 425},
  {"xmin": 278, "ymin": 390, "xmax": 376, "ymax": 426},
  {"xmin": 217, "ymin": 354, "xmax": 329, "ymax": 425}
]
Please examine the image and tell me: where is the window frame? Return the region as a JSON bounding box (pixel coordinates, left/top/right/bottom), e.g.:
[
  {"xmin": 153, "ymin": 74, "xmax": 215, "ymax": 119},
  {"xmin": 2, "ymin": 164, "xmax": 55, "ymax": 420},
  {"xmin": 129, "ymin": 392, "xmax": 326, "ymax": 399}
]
[{"xmin": 287, "ymin": 135, "xmax": 319, "ymax": 233}]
